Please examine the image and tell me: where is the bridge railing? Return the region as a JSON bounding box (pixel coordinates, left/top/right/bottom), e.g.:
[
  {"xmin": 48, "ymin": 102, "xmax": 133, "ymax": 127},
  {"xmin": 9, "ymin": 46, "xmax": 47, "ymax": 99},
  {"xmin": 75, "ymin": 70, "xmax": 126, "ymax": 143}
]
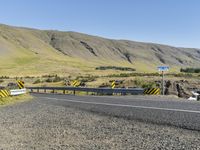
[{"xmin": 27, "ymin": 86, "xmax": 144, "ymax": 96}]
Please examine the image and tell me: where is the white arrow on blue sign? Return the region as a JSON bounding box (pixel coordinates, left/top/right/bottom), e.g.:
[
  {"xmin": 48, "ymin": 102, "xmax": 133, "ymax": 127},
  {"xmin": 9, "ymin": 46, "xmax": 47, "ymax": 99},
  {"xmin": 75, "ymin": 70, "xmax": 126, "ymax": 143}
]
[{"xmin": 158, "ymin": 66, "xmax": 169, "ymax": 71}]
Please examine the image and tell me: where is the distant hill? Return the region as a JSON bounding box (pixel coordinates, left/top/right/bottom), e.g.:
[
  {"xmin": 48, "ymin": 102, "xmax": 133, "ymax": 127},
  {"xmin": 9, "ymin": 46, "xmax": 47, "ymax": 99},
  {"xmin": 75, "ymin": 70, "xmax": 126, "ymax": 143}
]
[{"xmin": 0, "ymin": 24, "xmax": 200, "ymax": 76}]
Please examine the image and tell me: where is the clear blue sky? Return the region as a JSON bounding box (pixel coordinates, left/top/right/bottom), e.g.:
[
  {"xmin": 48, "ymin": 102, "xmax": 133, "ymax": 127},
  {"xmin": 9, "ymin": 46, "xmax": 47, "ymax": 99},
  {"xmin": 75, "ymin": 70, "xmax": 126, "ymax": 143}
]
[{"xmin": 0, "ymin": 0, "xmax": 200, "ymax": 48}]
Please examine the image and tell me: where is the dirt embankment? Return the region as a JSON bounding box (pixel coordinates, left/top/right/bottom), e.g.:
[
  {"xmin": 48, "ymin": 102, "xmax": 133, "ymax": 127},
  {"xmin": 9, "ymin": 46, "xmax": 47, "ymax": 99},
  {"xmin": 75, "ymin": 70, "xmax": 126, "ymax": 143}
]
[{"xmin": 164, "ymin": 79, "xmax": 200, "ymax": 98}]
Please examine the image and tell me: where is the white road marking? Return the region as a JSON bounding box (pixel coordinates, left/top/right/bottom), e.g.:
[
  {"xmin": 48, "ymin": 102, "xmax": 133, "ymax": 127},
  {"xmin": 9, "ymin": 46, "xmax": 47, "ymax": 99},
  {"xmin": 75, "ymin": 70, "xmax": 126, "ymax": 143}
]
[{"xmin": 39, "ymin": 96, "xmax": 200, "ymax": 114}]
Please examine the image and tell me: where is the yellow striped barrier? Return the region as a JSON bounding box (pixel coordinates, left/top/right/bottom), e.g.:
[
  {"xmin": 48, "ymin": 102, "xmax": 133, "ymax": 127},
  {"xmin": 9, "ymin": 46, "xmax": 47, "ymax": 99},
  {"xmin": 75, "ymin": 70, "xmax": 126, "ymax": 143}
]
[
  {"xmin": 144, "ymin": 88, "xmax": 160, "ymax": 95},
  {"xmin": 111, "ymin": 81, "xmax": 115, "ymax": 89},
  {"xmin": 71, "ymin": 80, "xmax": 80, "ymax": 87},
  {"xmin": 0, "ymin": 80, "xmax": 26, "ymax": 98},
  {"xmin": 0, "ymin": 89, "xmax": 10, "ymax": 98},
  {"xmin": 17, "ymin": 80, "xmax": 25, "ymax": 89}
]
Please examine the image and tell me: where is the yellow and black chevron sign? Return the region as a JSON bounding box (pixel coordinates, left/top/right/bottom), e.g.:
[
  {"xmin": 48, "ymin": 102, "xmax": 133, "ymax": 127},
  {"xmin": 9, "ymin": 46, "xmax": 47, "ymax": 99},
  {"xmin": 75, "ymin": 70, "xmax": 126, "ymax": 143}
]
[
  {"xmin": 17, "ymin": 80, "xmax": 25, "ymax": 89},
  {"xmin": 71, "ymin": 80, "xmax": 80, "ymax": 87},
  {"xmin": 111, "ymin": 81, "xmax": 115, "ymax": 89},
  {"xmin": 144, "ymin": 88, "xmax": 160, "ymax": 95},
  {"xmin": 0, "ymin": 89, "xmax": 10, "ymax": 98}
]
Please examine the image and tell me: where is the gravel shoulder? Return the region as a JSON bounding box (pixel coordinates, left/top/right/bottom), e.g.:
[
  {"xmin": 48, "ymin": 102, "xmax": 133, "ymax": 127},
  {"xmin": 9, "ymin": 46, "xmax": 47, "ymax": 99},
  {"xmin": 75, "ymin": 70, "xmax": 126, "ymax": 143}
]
[{"xmin": 0, "ymin": 98, "xmax": 200, "ymax": 150}]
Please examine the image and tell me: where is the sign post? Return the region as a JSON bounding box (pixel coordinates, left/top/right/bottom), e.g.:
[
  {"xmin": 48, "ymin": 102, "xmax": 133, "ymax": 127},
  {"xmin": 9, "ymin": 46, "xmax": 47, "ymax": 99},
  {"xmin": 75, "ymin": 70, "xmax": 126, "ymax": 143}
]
[
  {"xmin": 157, "ymin": 66, "xmax": 169, "ymax": 95},
  {"xmin": 162, "ymin": 71, "xmax": 164, "ymax": 95}
]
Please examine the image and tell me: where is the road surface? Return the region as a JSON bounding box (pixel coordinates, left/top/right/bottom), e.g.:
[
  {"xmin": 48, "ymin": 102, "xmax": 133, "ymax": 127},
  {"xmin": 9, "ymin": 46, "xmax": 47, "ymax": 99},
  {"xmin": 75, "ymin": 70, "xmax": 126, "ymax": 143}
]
[
  {"xmin": 1, "ymin": 93, "xmax": 200, "ymax": 149},
  {"xmin": 32, "ymin": 93, "xmax": 200, "ymax": 130}
]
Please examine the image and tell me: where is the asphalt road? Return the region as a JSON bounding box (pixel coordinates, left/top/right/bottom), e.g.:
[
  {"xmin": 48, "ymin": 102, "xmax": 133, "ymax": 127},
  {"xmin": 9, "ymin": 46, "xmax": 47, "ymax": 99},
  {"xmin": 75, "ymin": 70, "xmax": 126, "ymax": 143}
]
[{"xmin": 32, "ymin": 93, "xmax": 200, "ymax": 130}]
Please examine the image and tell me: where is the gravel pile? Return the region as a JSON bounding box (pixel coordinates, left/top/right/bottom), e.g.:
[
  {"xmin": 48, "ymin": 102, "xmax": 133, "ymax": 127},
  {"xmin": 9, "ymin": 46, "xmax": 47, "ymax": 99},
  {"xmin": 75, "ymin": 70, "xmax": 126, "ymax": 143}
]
[{"xmin": 0, "ymin": 99, "xmax": 199, "ymax": 150}]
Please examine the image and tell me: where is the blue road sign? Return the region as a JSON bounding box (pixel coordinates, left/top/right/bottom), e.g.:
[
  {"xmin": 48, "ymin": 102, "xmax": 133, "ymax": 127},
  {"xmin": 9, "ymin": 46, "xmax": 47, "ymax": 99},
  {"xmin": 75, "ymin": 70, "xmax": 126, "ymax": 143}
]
[{"xmin": 158, "ymin": 66, "xmax": 169, "ymax": 71}]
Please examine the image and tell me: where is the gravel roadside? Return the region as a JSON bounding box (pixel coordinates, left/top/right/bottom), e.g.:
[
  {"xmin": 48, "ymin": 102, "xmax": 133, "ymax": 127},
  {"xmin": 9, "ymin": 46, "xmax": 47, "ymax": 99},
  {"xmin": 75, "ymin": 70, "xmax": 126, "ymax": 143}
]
[{"xmin": 0, "ymin": 99, "xmax": 200, "ymax": 150}]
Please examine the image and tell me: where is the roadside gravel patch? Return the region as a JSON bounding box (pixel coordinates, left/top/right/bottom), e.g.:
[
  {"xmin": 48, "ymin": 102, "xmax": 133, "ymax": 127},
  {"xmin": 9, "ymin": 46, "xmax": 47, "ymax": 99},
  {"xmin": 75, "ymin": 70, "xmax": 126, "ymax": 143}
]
[{"xmin": 0, "ymin": 99, "xmax": 199, "ymax": 149}]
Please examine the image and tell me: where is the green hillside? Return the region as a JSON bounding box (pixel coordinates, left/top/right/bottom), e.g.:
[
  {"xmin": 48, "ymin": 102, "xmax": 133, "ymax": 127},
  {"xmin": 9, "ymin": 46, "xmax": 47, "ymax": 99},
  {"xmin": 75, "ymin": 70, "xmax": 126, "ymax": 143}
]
[{"xmin": 0, "ymin": 24, "xmax": 200, "ymax": 76}]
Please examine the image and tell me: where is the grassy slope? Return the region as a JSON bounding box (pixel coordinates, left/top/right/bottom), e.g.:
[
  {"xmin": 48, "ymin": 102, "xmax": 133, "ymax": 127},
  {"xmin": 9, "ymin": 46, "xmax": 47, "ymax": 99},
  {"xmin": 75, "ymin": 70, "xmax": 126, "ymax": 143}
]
[
  {"xmin": 0, "ymin": 94, "xmax": 32, "ymax": 106},
  {"xmin": 0, "ymin": 24, "xmax": 200, "ymax": 76}
]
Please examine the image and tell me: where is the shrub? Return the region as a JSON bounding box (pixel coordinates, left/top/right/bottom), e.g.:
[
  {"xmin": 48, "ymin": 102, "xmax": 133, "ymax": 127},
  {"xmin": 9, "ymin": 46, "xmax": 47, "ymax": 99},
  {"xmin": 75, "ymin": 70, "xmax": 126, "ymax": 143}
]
[
  {"xmin": 25, "ymin": 76, "xmax": 34, "ymax": 79},
  {"xmin": 96, "ymin": 66, "xmax": 136, "ymax": 71},
  {"xmin": 134, "ymin": 79, "xmax": 157, "ymax": 88},
  {"xmin": 174, "ymin": 73, "xmax": 193, "ymax": 77},
  {"xmin": 0, "ymin": 76, "xmax": 9, "ymax": 79},
  {"xmin": 76, "ymin": 75, "xmax": 98, "ymax": 82},
  {"xmin": 106, "ymin": 73, "xmax": 160, "ymax": 78},
  {"xmin": 141, "ymin": 82, "xmax": 157, "ymax": 88},
  {"xmin": 46, "ymin": 78, "xmax": 53, "ymax": 82},
  {"xmin": 53, "ymin": 76, "xmax": 63, "ymax": 82},
  {"xmin": 45, "ymin": 76, "xmax": 63, "ymax": 83},
  {"xmin": 42, "ymin": 74, "xmax": 58, "ymax": 78},
  {"xmin": 180, "ymin": 68, "xmax": 200, "ymax": 73},
  {"xmin": 33, "ymin": 79, "xmax": 41, "ymax": 84}
]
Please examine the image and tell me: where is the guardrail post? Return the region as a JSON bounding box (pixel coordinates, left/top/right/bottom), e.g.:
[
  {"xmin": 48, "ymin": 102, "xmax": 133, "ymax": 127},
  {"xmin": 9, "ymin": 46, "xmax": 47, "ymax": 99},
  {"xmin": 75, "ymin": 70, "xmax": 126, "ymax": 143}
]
[
  {"xmin": 63, "ymin": 90, "xmax": 66, "ymax": 94},
  {"xmin": 197, "ymin": 95, "xmax": 200, "ymax": 101},
  {"xmin": 44, "ymin": 89, "xmax": 46, "ymax": 93},
  {"xmin": 37, "ymin": 89, "xmax": 39, "ymax": 93},
  {"xmin": 73, "ymin": 90, "xmax": 75, "ymax": 95}
]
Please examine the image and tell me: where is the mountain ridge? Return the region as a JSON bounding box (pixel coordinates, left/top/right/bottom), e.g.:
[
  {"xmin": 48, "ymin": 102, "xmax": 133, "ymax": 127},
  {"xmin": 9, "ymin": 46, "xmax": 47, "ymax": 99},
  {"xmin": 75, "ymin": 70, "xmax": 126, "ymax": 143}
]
[
  {"xmin": 1, "ymin": 23, "xmax": 199, "ymax": 49},
  {"xmin": 0, "ymin": 24, "xmax": 199, "ymax": 76}
]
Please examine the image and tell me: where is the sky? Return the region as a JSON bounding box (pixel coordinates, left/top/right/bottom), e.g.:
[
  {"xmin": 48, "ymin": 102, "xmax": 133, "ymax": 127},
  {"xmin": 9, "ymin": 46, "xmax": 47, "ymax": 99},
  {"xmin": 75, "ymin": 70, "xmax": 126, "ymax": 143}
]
[{"xmin": 0, "ymin": 0, "xmax": 200, "ymax": 48}]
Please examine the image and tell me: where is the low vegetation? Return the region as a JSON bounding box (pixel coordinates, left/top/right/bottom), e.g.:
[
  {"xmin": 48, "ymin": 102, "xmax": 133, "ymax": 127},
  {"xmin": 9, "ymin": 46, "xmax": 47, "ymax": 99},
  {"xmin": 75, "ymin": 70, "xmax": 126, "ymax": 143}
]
[
  {"xmin": 106, "ymin": 73, "xmax": 160, "ymax": 78},
  {"xmin": 33, "ymin": 76, "xmax": 64, "ymax": 84},
  {"xmin": 46, "ymin": 76, "xmax": 63, "ymax": 83},
  {"xmin": 95, "ymin": 66, "xmax": 136, "ymax": 71},
  {"xmin": 33, "ymin": 79, "xmax": 42, "ymax": 84},
  {"xmin": 0, "ymin": 94, "xmax": 32, "ymax": 106},
  {"xmin": 24, "ymin": 76, "xmax": 35, "ymax": 79},
  {"xmin": 133, "ymin": 79, "xmax": 157, "ymax": 88},
  {"xmin": 173, "ymin": 73, "xmax": 193, "ymax": 78},
  {"xmin": 180, "ymin": 68, "xmax": 200, "ymax": 73},
  {"xmin": 75, "ymin": 75, "xmax": 98, "ymax": 82},
  {"xmin": 0, "ymin": 76, "xmax": 9, "ymax": 79}
]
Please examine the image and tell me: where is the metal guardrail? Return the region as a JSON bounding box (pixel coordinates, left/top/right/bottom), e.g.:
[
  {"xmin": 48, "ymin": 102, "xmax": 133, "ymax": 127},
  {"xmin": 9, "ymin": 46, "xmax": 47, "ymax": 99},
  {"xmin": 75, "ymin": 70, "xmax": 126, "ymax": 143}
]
[{"xmin": 27, "ymin": 87, "xmax": 144, "ymax": 95}]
